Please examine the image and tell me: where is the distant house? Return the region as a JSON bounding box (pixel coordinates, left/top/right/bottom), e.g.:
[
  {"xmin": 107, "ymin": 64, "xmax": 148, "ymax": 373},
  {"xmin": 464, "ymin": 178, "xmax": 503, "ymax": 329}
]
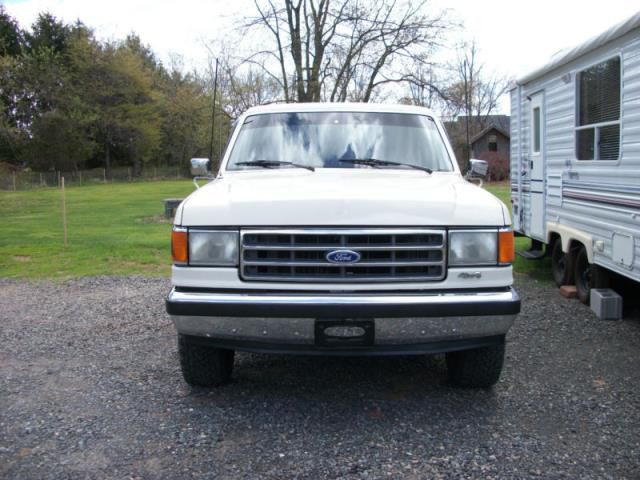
[
  {"xmin": 444, "ymin": 115, "xmax": 511, "ymax": 180},
  {"xmin": 470, "ymin": 123, "xmax": 510, "ymax": 180}
]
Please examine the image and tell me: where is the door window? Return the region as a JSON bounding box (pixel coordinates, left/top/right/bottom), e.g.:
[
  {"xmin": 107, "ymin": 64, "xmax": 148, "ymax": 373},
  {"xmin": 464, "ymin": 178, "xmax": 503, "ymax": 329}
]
[{"xmin": 532, "ymin": 107, "xmax": 541, "ymax": 153}]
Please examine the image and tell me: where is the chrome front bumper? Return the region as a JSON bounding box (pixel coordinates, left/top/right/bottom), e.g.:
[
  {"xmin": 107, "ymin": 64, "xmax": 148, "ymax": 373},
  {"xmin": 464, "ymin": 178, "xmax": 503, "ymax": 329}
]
[{"xmin": 166, "ymin": 288, "xmax": 520, "ymax": 355}]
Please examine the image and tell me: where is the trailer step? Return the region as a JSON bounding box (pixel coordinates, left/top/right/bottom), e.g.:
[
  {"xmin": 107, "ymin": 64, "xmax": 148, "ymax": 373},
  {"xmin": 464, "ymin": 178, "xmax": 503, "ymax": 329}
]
[
  {"xmin": 517, "ymin": 249, "xmax": 546, "ymax": 260},
  {"xmin": 517, "ymin": 239, "xmax": 546, "ymax": 260}
]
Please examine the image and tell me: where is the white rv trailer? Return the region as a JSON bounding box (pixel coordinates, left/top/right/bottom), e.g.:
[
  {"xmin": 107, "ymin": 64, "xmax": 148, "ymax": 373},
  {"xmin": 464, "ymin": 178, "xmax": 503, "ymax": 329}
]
[{"xmin": 510, "ymin": 11, "xmax": 640, "ymax": 302}]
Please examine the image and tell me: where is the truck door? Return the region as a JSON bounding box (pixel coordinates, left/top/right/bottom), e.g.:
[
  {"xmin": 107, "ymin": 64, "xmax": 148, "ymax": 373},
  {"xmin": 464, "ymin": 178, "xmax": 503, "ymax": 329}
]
[{"xmin": 528, "ymin": 93, "xmax": 545, "ymax": 240}]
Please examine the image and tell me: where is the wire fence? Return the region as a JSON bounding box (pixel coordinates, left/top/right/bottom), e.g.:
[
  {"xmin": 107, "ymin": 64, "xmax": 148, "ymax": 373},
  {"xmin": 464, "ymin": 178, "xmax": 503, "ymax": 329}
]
[{"xmin": 1, "ymin": 166, "xmax": 189, "ymax": 191}]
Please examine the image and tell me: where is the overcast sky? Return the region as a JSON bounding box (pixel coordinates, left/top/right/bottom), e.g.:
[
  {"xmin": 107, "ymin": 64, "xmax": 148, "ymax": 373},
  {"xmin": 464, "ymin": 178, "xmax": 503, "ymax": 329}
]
[{"xmin": 4, "ymin": 0, "xmax": 640, "ymax": 112}]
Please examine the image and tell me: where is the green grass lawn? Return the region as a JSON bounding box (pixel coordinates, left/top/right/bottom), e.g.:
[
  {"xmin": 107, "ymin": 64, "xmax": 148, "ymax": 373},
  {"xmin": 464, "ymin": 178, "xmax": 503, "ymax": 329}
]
[
  {"xmin": 485, "ymin": 182, "xmax": 551, "ymax": 281},
  {"xmin": 0, "ymin": 180, "xmax": 194, "ymax": 278},
  {"xmin": 0, "ymin": 179, "xmax": 551, "ymax": 280}
]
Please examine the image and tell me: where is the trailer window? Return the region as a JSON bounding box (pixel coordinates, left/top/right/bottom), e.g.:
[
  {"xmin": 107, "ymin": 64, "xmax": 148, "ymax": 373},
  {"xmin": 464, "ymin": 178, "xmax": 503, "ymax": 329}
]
[{"xmin": 576, "ymin": 57, "xmax": 620, "ymax": 160}]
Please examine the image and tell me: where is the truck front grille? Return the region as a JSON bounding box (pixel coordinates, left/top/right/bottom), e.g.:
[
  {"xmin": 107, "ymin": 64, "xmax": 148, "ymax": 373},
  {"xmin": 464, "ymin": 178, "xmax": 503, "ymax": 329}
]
[{"xmin": 240, "ymin": 229, "xmax": 446, "ymax": 282}]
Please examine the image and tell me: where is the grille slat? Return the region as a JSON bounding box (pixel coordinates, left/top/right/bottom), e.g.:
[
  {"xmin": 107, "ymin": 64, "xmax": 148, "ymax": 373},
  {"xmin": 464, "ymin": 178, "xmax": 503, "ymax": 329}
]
[
  {"xmin": 240, "ymin": 244, "xmax": 443, "ymax": 251},
  {"xmin": 241, "ymin": 229, "xmax": 446, "ymax": 283},
  {"xmin": 242, "ymin": 260, "xmax": 443, "ymax": 266}
]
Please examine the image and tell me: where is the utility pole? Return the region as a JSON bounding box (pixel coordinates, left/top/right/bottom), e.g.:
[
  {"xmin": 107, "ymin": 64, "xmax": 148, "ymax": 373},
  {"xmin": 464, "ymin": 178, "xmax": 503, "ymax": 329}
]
[
  {"xmin": 463, "ymin": 58, "xmax": 471, "ymax": 170},
  {"xmin": 208, "ymin": 58, "xmax": 219, "ymax": 166}
]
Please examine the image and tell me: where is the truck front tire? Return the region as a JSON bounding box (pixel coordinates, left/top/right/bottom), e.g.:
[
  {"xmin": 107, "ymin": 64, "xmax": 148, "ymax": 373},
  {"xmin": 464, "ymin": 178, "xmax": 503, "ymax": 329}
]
[
  {"xmin": 178, "ymin": 334, "xmax": 234, "ymax": 387},
  {"xmin": 446, "ymin": 341, "xmax": 505, "ymax": 388}
]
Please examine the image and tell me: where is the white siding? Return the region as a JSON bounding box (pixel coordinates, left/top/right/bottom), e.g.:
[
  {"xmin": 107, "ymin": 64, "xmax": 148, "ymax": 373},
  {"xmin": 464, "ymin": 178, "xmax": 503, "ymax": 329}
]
[{"xmin": 509, "ymin": 89, "xmax": 521, "ymax": 230}]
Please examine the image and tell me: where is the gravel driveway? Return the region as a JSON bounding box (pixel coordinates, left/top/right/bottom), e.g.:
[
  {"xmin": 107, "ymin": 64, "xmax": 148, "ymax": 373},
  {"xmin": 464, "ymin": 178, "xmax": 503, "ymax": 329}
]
[{"xmin": 1, "ymin": 276, "xmax": 639, "ymax": 479}]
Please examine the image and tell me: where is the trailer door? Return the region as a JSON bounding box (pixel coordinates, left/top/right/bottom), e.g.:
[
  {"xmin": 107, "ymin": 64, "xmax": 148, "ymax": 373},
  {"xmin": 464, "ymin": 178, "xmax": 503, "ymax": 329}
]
[{"xmin": 528, "ymin": 93, "xmax": 545, "ymax": 240}]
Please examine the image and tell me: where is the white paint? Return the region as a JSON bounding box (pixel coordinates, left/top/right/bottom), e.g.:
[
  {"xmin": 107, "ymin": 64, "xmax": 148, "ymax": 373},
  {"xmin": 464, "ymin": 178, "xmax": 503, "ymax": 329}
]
[
  {"xmin": 529, "ymin": 94, "xmax": 545, "ymax": 181},
  {"xmin": 529, "ymin": 193, "xmax": 545, "ymax": 240},
  {"xmin": 528, "ymin": 93, "xmax": 546, "ymax": 240},
  {"xmin": 181, "ymin": 168, "xmax": 506, "ymax": 227},
  {"xmin": 175, "ymin": 102, "xmax": 512, "ymax": 293},
  {"xmin": 612, "ymin": 233, "xmax": 634, "ymax": 267},
  {"xmin": 171, "ymin": 265, "xmax": 514, "ymax": 291},
  {"xmin": 179, "ymin": 103, "xmax": 508, "ymax": 227}
]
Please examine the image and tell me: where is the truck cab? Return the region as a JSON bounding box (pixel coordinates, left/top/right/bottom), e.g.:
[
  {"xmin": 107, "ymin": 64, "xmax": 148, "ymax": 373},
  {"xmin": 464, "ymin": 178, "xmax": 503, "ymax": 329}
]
[{"xmin": 166, "ymin": 103, "xmax": 520, "ymax": 388}]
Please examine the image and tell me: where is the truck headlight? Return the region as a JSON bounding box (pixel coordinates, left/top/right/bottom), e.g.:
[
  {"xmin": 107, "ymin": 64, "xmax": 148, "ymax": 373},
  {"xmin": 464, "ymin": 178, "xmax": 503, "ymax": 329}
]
[
  {"xmin": 449, "ymin": 230, "xmax": 498, "ymax": 266},
  {"xmin": 188, "ymin": 230, "xmax": 239, "ymax": 266}
]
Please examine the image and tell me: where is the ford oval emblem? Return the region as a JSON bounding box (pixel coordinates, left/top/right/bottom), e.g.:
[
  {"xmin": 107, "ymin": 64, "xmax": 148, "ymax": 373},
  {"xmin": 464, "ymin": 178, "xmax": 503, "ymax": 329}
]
[{"xmin": 326, "ymin": 249, "xmax": 361, "ymax": 264}]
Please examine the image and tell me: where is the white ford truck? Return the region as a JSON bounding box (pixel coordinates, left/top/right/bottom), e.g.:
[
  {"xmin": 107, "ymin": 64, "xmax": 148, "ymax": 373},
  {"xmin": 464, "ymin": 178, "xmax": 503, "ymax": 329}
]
[{"xmin": 166, "ymin": 103, "xmax": 520, "ymax": 388}]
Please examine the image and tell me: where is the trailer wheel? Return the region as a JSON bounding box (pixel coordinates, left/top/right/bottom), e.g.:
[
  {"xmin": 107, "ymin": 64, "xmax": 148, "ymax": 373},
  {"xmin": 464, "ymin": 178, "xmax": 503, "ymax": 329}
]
[
  {"xmin": 574, "ymin": 246, "xmax": 611, "ymax": 305},
  {"xmin": 574, "ymin": 246, "xmax": 592, "ymax": 304},
  {"xmin": 551, "ymin": 239, "xmax": 573, "ymax": 287}
]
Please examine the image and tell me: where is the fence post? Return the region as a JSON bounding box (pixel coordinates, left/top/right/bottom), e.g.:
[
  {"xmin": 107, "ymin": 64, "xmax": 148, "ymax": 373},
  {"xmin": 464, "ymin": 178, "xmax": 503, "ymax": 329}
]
[
  {"xmin": 40, "ymin": 173, "xmax": 43, "ymax": 186},
  {"xmin": 61, "ymin": 177, "xmax": 68, "ymax": 247},
  {"xmin": 103, "ymin": 168, "xmax": 107, "ymax": 184}
]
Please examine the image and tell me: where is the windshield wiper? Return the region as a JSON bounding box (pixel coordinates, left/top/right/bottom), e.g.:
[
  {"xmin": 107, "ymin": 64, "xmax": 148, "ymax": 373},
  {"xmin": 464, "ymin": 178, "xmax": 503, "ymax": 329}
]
[
  {"xmin": 235, "ymin": 160, "xmax": 315, "ymax": 172},
  {"xmin": 339, "ymin": 158, "xmax": 432, "ymax": 174}
]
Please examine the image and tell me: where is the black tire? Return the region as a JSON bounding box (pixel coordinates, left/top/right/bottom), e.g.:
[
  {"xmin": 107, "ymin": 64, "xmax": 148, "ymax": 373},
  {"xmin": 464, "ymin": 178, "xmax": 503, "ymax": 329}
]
[
  {"xmin": 551, "ymin": 239, "xmax": 573, "ymax": 287},
  {"xmin": 178, "ymin": 335, "xmax": 234, "ymax": 387},
  {"xmin": 446, "ymin": 341, "xmax": 505, "ymax": 388},
  {"xmin": 574, "ymin": 246, "xmax": 610, "ymax": 305},
  {"xmin": 574, "ymin": 246, "xmax": 591, "ymax": 305}
]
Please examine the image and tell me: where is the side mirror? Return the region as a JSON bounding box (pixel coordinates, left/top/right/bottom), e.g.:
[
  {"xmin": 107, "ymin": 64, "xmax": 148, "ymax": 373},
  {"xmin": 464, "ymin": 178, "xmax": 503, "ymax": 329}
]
[
  {"xmin": 190, "ymin": 158, "xmax": 210, "ymax": 177},
  {"xmin": 467, "ymin": 158, "xmax": 488, "ymax": 178}
]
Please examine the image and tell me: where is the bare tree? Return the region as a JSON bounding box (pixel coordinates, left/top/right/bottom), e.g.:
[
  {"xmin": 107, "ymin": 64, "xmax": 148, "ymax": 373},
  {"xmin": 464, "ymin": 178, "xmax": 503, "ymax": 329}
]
[
  {"xmin": 439, "ymin": 40, "xmax": 512, "ymax": 165},
  {"xmin": 243, "ymin": 0, "xmax": 452, "ymax": 102},
  {"xmin": 218, "ymin": 57, "xmax": 282, "ymax": 120},
  {"xmin": 446, "ymin": 41, "xmax": 512, "ymax": 125},
  {"xmin": 402, "ymin": 60, "xmax": 447, "ymax": 108}
]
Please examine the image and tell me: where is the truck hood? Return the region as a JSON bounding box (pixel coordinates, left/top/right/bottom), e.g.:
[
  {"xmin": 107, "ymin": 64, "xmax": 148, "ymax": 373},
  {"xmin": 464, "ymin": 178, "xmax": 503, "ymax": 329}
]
[{"xmin": 178, "ymin": 169, "xmax": 509, "ymax": 226}]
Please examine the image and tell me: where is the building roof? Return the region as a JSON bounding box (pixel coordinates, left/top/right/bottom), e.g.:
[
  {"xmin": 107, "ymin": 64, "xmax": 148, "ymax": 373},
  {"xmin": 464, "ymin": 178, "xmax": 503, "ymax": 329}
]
[
  {"xmin": 470, "ymin": 124, "xmax": 510, "ymax": 144},
  {"xmin": 444, "ymin": 114, "xmax": 510, "ymax": 137},
  {"xmin": 486, "ymin": 115, "xmax": 510, "ymax": 136},
  {"xmin": 518, "ymin": 10, "xmax": 640, "ymax": 85}
]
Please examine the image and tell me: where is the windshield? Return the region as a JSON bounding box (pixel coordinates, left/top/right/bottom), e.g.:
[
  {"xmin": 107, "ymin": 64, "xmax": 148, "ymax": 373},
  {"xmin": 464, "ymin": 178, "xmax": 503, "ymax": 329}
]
[{"xmin": 225, "ymin": 112, "xmax": 454, "ymax": 172}]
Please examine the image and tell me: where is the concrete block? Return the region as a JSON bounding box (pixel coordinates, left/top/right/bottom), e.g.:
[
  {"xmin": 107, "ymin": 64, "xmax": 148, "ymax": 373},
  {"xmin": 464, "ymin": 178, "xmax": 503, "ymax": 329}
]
[
  {"xmin": 590, "ymin": 288, "xmax": 623, "ymax": 320},
  {"xmin": 559, "ymin": 285, "xmax": 577, "ymax": 298}
]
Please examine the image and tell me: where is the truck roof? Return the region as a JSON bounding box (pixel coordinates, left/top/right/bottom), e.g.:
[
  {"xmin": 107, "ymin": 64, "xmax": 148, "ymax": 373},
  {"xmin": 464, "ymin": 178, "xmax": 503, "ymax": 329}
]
[{"xmin": 243, "ymin": 102, "xmax": 437, "ymax": 117}]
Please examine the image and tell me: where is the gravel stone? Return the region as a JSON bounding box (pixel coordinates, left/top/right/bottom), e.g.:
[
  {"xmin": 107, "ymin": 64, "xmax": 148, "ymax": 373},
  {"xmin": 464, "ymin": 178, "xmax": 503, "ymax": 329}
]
[{"xmin": 1, "ymin": 275, "xmax": 639, "ymax": 479}]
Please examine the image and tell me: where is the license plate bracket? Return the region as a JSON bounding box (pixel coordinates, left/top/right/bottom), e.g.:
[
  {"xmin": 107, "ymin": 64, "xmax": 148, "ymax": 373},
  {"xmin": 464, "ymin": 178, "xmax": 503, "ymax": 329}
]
[{"xmin": 314, "ymin": 319, "xmax": 375, "ymax": 347}]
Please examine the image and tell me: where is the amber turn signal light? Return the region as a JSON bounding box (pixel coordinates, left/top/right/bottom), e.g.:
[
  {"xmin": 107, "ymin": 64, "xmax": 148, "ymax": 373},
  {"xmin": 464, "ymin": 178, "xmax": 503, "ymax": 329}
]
[
  {"xmin": 498, "ymin": 229, "xmax": 515, "ymax": 264},
  {"xmin": 172, "ymin": 229, "xmax": 188, "ymax": 264}
]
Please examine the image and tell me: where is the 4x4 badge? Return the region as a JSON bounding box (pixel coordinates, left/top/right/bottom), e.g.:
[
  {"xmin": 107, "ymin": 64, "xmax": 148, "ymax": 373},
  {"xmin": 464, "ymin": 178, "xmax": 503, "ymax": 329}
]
[{"xmin": 458, "ymin": 271, "xmax": 482, "ymax": 279}]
